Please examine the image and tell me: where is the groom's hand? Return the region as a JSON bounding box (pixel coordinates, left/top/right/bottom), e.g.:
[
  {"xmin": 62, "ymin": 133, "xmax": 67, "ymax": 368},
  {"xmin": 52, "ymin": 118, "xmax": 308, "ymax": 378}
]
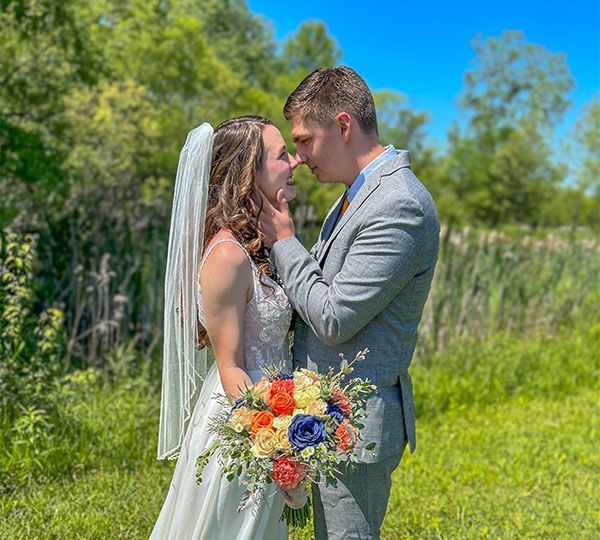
[{"xmin": 256, "ymin": 189, "xmax": 295, "ymax": 249}]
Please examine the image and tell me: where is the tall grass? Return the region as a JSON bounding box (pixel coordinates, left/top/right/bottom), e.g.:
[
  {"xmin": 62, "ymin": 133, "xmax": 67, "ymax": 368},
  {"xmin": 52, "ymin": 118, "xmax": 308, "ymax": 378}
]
[
  {"xmin": 417, "ymin": 226, "xmax": 599, "ymax": 360},
  {"xmin": 27, "ymin": 223, "xmax": 598, "ymax": 371},
  {"xmin": 1, "ymin": 226, "xmax": 598, "ymax": 537}
]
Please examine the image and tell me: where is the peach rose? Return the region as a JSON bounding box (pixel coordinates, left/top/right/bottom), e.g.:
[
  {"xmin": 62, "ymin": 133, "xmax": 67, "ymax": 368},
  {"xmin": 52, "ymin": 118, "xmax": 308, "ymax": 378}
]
[
  {"xmin": 251, "ymin": 380, "xmax": 272, "ymax": 405},
  {"xmin": 251, "ymin": 428, "xmax": 277, "ymax": 458},
  {"xmin": 299, "ymin": 368, "xmax": 320, "ymax": 382},
  {"xmin": 228, "ymin": 406, "xmax": 252, "ymax": 429},
  {"xmin": 293, "ymin": 372, "xmax": 314, "ymax": 390},
  {"xmin": 274, "ymin": 427, "xmax": 291, "ymax": 451},
  {"xmin": 304, "ymin": 400, "xmax": 327, "ymax": 418},
  {"xmin": 272, "ymin": 414, "xmax": 292, "ymax": 430}
]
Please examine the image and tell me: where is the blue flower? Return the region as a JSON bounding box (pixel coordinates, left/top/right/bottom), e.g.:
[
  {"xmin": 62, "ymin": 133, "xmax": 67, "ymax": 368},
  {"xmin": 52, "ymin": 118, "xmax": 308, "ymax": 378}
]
[
  {"xmin": 326, "ymin": 403, "xmax": 345, "ymax": 424},
  {"xmin": 288, "ymin": 414, "xmax": 326, "ymax": 450},
  {"xmin": 268, "ymin": 372, "xmax": 294, "ymax": 381}
]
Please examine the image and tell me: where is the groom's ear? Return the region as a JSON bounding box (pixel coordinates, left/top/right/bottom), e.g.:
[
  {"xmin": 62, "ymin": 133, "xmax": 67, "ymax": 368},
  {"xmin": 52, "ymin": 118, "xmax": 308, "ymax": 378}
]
[{"xmin": 336, "ymin": 112, "xmax": 352, "ymax": 143}]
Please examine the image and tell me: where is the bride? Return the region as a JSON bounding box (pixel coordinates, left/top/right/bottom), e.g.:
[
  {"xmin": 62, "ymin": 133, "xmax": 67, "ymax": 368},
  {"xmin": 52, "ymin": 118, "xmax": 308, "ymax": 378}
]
[{"xmin": 150, "ymin": 116, "xmax": 298, "ymax": 539}]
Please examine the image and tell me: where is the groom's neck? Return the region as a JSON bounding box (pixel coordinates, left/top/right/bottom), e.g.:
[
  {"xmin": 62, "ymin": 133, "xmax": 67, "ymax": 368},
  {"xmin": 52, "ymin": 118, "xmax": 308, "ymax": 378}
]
[{"xmin": 344, "ymin": 139, "xmax": 386, "ymax": 186}]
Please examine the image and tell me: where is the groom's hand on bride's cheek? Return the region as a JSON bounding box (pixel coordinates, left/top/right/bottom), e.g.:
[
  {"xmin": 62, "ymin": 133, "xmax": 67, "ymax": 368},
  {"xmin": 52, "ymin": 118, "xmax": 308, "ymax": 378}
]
[
  {"xmin": 255, "ymin": 189, "xmax": 295, "ymax": 248},
  {"xmin": 272, "ymin": 188, "xmax": 295, "ymax": 242}
]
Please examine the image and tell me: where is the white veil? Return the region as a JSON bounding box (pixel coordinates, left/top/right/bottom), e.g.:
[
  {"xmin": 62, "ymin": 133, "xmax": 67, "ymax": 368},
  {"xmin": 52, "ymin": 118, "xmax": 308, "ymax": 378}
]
[{"xmin": 157, "ymin": 123, "xmax": 214, "ymax": 460}]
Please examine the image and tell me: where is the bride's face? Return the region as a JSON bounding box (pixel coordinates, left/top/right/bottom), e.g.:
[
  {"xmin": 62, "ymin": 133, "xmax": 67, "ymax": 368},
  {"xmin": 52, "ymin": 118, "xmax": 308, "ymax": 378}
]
[{"xmin": 256, "ymin": 124, "xmax": 298, "ymax": 205}]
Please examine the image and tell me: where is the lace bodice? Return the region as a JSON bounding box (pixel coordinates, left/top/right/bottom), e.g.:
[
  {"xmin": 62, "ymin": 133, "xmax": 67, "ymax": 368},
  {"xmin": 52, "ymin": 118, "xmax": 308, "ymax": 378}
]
[{"xmin": 197, "ymin": 239, "xmax": 293, "ymax": 380}]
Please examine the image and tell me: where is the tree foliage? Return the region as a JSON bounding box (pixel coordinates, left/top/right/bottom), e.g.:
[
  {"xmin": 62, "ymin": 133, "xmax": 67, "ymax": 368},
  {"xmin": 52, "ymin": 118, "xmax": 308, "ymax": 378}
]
[
  {"xmin": 0, "ymin": 9, "xmax": 595, "ymax": 370},
  {"xmin": 446, "ymin": 31, "xmax": 577, "ymax": 226},
  {"xmin": 283, "ymin": 20, "xmax": 341, "ymax": 75},
  {"xmin": 572, "ymin": 97, "xmax": 600, "ymax": 192},
  {"xmin": 460, "ymin": 30, "xmax": 574, "ymax": 133}
]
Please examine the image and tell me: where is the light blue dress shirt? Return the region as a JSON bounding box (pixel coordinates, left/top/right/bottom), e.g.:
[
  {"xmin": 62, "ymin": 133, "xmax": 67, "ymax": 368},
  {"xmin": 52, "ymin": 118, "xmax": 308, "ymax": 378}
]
[{"xmin": 346, "ymin": 145, "xmax": 397, "ymax": 203}]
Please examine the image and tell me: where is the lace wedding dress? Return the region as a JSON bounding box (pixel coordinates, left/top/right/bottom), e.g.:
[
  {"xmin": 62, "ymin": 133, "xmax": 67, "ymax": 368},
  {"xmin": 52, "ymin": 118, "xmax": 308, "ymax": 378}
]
[{"xmin": 150, "ymin": 239, "xmax": 293, "ymax": 540}]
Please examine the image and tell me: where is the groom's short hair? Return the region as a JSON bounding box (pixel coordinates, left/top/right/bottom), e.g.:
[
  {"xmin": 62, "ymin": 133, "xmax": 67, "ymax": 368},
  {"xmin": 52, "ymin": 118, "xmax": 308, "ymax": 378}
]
[{"xmin": 283, "ymin": 66, "xmax": 379, "ymax": 135}]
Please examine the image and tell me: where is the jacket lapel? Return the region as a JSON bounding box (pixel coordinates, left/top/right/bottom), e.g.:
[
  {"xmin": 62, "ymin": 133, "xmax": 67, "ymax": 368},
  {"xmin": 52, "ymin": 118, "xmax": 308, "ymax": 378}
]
[{"xmin": 316, "ymin": 150, "xmax": 411, "ymax": 267}]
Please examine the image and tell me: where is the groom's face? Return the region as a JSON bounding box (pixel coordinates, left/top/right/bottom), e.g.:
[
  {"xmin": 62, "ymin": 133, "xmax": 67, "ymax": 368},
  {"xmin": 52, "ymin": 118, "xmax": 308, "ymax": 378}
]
[{"xmin": 290, "ymin": 116, "xmax": 348, "ymax": 185}]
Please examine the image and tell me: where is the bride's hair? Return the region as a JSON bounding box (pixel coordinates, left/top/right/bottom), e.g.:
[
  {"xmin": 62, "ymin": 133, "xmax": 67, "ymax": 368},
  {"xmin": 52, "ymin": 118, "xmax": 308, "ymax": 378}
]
[{"xmin": 197, "ymin": 115, "xmax": 275, "ymax": 348}]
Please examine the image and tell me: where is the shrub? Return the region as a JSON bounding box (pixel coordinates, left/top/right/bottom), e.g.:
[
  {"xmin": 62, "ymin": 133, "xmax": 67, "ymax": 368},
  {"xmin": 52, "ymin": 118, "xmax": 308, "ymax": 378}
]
[{"xmin": 0, "ymin": 231, "xmax": 65, "ymax": 418}]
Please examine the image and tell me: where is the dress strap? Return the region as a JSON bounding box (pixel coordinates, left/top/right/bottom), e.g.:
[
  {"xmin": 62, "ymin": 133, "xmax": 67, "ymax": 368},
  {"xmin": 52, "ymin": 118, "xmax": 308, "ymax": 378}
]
[{"xmin": 200, "ymin": 239, "xmax": 256, "ymax": 270}]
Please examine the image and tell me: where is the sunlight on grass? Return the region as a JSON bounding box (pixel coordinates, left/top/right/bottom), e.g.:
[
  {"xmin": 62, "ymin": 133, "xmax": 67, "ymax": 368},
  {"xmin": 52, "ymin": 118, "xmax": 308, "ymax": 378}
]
[{"xmin": 1, "ymin": 324, "xmax": 598, "ymax": 539}]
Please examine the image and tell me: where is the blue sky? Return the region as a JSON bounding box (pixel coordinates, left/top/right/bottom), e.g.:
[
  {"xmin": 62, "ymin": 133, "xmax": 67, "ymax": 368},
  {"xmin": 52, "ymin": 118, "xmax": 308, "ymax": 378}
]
[{"xmin": 247, "ymin": 0, "xmax": 599, "ymax": 147}]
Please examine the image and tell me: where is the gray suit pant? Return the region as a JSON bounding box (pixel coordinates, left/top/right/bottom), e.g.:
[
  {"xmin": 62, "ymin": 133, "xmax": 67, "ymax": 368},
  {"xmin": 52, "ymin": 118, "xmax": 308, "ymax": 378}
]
[{"xmin": 312, "ymin": 448, "xmax": 405, "ymax": 540}]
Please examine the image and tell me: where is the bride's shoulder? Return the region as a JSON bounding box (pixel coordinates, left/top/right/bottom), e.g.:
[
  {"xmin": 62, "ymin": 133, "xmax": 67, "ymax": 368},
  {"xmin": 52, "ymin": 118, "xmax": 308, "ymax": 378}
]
[
  {"xmin": 201, "ymin": 232, "xmax": 252, "ymax": 277},
  {"xmin": 200, "ymin": 233, "xmax": 254, "ymax": 303}
]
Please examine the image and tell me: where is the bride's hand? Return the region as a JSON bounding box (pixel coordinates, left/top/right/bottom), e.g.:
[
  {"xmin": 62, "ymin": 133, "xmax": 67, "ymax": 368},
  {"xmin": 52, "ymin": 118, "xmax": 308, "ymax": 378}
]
[{"xmin": 276, "ymin": 483, "xmax": 308, "ymax": 509}]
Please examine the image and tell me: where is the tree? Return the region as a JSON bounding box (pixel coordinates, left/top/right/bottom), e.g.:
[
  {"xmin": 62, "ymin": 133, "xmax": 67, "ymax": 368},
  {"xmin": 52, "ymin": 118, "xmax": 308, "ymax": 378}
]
[
  {"xmin": 446, "ymin": 31, "xmax": 575, "ymax": 226},
  {"xmin": 572, "ymin": 97, "xmax": 600, "ymax": 193},
  {"xmin": 0, "ymin": 0, "xmax": 101, "ymax": 226},
  {"xmin": 1, "ymin": 0, "xmax": 294, "ymax": 364},
  {"xmin": 460, "ymin": 30, "xmax": 574, "ymax": 134},
  {"xmin": 282, "ymin": 21, "xmax": 341, "ymax": 76},
  {"xmin": 374, "ymin": 91, "xmax": 438, "ymax": 174}
]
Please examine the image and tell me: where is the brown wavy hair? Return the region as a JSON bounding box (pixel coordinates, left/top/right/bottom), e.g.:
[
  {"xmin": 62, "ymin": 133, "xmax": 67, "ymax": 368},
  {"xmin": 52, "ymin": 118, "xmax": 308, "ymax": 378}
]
[{"xmin": 197, "ymin": 115, "xmax": 275, "ymax": 348}]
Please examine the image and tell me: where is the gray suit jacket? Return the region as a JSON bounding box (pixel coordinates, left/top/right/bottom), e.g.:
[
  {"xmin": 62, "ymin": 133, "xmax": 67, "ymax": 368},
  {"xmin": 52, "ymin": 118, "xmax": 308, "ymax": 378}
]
[{"xmin": 271, "ymin": 151, "xmax": 439, "ymax": 462}]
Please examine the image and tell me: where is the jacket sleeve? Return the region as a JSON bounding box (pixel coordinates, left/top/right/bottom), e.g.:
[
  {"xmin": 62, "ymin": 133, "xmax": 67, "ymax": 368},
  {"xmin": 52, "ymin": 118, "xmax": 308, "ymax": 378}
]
[{"xmin": 270, "ymin": 196, "xmax": 427, "ymax": 346}]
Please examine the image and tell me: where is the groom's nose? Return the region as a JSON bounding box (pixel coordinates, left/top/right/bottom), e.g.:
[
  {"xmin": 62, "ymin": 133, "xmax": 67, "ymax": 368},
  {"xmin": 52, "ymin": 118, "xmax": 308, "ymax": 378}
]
[{"xmin": 294, "ymin": 152, "xmax": 307, "ymax": 166}]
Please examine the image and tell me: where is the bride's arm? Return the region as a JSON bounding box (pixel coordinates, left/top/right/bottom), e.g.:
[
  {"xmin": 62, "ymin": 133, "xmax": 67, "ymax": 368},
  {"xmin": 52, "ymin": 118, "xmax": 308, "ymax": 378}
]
[{"xmin": 200, "ymin": 242, "xmax": 254, "ymax": 398}]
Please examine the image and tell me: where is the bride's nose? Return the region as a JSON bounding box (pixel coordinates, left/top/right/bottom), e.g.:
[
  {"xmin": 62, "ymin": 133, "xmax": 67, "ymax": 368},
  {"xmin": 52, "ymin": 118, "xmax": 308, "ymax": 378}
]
[{"xmin": 289, "ymin": 153, "xmax": 301, "ymax": 170}]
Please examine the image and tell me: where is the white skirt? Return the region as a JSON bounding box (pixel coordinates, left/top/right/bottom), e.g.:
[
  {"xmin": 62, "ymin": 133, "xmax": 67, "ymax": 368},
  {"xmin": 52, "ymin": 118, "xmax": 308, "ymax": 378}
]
[{"xmin": 150, "ymin": 364, "xmax": 288, "ymax": 540}]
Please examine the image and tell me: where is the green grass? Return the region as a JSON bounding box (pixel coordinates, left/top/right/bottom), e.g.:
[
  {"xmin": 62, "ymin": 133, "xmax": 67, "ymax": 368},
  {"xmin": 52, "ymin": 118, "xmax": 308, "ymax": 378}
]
[
  {"xmin": 1, "ymin": 324, "xmax": 598, "ymax": 539},
  {"xmin": 382, "ymin": 388, "xmax": 598, "ymax": 539}
]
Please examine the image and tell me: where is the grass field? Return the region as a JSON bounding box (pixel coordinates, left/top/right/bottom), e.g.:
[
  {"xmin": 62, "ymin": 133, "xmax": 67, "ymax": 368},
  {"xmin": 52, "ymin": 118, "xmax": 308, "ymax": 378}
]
[{"xmin": 2, "ymin": 322, "xmax": 597, "ymax": 539}]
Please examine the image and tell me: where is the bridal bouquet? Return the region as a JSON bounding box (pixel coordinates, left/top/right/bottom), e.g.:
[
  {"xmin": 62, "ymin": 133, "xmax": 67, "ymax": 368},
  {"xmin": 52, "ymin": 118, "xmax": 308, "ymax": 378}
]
[{"xmin": 196, "ymin": 349, "xmax": 377, "ymax": 528}]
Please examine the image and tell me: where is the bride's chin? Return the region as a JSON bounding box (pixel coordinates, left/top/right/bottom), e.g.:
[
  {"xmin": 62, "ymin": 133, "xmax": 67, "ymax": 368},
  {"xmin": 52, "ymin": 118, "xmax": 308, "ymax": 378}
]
[{"xmin": 284, "ymin": 186, "xmax": 296, "ymax": 201}]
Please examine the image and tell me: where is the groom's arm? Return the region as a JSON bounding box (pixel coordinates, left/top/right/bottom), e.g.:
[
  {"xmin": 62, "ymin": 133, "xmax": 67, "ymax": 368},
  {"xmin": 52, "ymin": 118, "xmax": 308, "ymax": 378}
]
[{"xmin": 270, "ymin": 196, "xmax": 428, "ymax": 346}]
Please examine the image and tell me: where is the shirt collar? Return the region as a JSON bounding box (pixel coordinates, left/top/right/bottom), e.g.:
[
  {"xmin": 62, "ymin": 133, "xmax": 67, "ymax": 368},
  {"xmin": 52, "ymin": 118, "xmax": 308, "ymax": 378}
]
[{"xmin": 347, "ymin": 145, "xmax": 396, "ymax": 202}]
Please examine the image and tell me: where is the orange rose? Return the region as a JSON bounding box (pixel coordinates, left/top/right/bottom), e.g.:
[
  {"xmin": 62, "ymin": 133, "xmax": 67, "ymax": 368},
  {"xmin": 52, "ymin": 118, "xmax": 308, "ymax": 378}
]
[
  {"xmin": 250, "ymin": 410, "xmax": 275, "ymax": 438},
  {"xmin": 270, "ymin": 391, "xmax": 295, "ymax": 416}
]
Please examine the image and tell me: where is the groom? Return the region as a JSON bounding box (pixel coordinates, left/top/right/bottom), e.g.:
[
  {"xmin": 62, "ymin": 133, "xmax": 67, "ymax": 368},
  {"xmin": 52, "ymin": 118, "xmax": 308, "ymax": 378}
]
[{"xmin": 259, "ymin": 66, "xmax": 439, "ymax": 539}]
